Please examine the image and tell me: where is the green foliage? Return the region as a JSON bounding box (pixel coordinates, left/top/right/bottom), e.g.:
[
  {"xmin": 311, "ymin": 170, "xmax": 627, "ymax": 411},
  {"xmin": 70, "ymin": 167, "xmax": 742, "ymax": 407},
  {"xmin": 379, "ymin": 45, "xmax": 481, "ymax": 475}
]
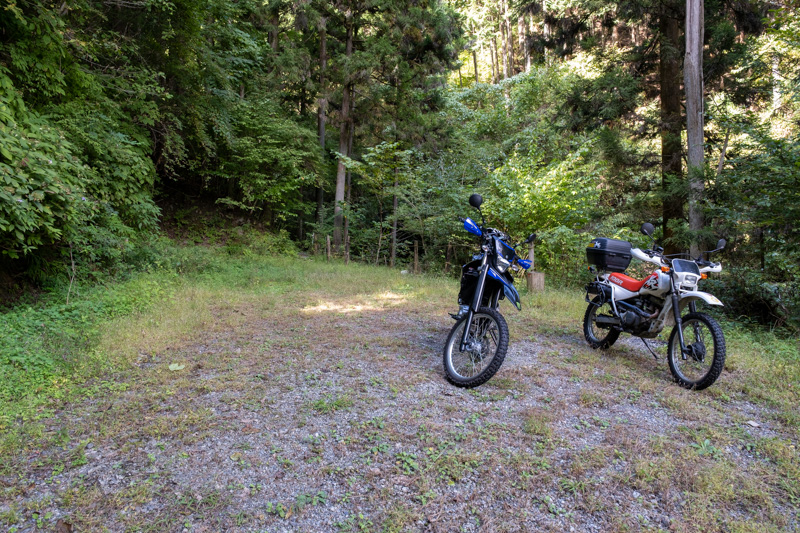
[
  {"xmin": 219, "ymin": 98, "xmax": 320, "ymax": 218},
  {"xmin": 0, "ymin": 70, "xmax": 88, "ymax": 257},
  {"xmin": 54, "ymin": 100, "xmax": 160, "ymax": 231},
  {"xmin": 487, "ymin": 136, "xmax": 604, "ymax": 235}
]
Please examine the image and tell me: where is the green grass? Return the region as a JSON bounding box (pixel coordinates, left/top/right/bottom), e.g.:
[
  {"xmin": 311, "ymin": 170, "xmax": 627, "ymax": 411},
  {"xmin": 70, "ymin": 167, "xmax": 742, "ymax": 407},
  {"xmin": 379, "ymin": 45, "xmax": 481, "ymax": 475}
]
[{"xmin": 1, "ymin": 241, "xmax": 798, "ymax": 532}]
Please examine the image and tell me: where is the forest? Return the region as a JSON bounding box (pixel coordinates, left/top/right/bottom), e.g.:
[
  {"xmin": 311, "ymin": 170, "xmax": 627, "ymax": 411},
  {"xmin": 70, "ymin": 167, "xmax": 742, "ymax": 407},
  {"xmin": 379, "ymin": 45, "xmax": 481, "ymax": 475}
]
[
  {"xmin": 1, "ymin": 0, "xmax": 798, "ymax": 325},
  {"xmin": 1, "ymin": 0, "xmax": 800, "ymax": 530}
]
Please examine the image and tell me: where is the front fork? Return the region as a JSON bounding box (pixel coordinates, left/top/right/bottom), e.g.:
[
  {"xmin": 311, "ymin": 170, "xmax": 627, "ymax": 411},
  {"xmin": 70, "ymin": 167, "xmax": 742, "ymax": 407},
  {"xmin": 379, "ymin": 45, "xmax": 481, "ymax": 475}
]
[
  {"xmin": 461, "ymin": 253, "xmax": 489, "ymax": 351},
  {"xmin": 671, "ymin": 290, "xmax": 699, "ymax": 356}
]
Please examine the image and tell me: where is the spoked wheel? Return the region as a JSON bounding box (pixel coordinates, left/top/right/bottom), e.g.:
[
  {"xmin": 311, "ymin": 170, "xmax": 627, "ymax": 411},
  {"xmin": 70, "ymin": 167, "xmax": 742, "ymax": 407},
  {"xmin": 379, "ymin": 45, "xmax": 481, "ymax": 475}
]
[
  {"xmin": 667, "ymin": 312, "xmax": 726, "ymax": 390},
  {"xmin": 584, "ymin": 296, "xmax": 621, "ymax": 349},
  {"xmin": 443, "ymin": 306, "xmax": 509, "ymax": 388}
]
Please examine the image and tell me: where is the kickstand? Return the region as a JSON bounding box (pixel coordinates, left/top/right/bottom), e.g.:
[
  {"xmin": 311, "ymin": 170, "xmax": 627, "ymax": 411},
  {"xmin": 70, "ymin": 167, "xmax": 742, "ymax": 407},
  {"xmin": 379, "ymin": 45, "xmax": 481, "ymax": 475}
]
[{"xmin": 641, "ymin": 338, "xmax": 660, "ymax": 361}]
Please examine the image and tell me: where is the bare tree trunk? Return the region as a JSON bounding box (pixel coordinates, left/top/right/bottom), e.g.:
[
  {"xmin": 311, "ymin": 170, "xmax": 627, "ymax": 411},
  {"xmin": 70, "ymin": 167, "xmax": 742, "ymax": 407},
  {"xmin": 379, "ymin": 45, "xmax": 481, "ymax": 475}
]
[
  {"xmin": 333, "ymin": 13, "xmax": 354, "ymax": 252},
  {"xmin": 473, "ymin": 49, "xmax": 479, "ymax": 83},
  {"xmin": 269, "ymin": 8, "xmax": 279, "ymax": 52},
  {"xmin": 500, "ymin": 19, "xmax": 508, "ymax": 79},
  {"xmin": 772, "ymin": 53, "xmax": 781, "ymax": 110},
  {"xmin": 490, "ymin": 36, "xmax": 499, "ymax": 82},
  {"xmin": 343, "ymin": 99, "xmax": 355, "ymax": 260},
  {"xmin": 543, "ymin": 0, "xmax": 551, "ymax": 64},
  {"xmin": 458, "ymin": 66, "xmax": 463, "ymax": 87},
  {"xmin": 297, "ymin": 186, "xmax": 304, "ymax": 241},
  {"xmin": 660, "ymin": 14, "xmax": 683, "ymax": 255},
  {"xmin": 376, "ymin": 199, "xmax": 383, "ymax": 265},
  {"xmin": 520, "ymin": 15, "xmax": 530, "ymax": 71},
  {"xmin": 685, "ymin": 0, "xmax": 705, "ymax": 258},
  {"xmin": 504, "ymin": 0, "xmax": 514, "ymax": 75},
  {"xmin": 316, "ymin": 15, "xmax": 327, "ymax": 227},
  {"xmin": 391, "ymin": 171, "xmax": 398, "ymax": 267},
  {"xmin": 716, "ymin": 126, "xmax": 731, "ymax": 177}
]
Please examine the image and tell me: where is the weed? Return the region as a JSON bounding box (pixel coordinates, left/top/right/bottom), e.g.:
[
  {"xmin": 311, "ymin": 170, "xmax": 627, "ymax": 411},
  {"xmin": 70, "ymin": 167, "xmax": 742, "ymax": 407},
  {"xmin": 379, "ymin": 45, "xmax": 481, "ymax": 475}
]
[
  {"xmin": 310, "ymin": 394, "xmax": 354, "ymax": 414},
  {"xmin": 691, "ymin": 439, "xmax": 723, "ymax": 460},
  {"xmin": 396, "ymin": 452, "xmax": 419, "ymax": 474}
]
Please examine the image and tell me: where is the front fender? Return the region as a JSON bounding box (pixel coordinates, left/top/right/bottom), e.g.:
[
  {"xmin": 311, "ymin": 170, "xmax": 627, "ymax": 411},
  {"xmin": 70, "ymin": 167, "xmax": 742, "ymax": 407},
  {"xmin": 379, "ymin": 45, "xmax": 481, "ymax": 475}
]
[
  {"xmin": 679, "ymin": 290, "xmax": 724, "ymax": 308},
  {"xmin": 487, "ymin": 268, "xmax": 521, "ymax": 310}
]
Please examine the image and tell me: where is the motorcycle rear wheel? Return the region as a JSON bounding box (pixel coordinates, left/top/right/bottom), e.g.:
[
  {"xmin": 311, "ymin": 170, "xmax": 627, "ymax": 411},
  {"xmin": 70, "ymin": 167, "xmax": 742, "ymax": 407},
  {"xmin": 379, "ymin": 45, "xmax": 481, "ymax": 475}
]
[
  {"xmin": 584, "ymin": 296, "xmax": 621, "ymax": 349},
  {"xmin": 443, "ymin": 306, "xmax": 508, "ymax": 388},
  {"xmin": 667, "ymin": 312, "xmax": 726, "ymax": 390}
]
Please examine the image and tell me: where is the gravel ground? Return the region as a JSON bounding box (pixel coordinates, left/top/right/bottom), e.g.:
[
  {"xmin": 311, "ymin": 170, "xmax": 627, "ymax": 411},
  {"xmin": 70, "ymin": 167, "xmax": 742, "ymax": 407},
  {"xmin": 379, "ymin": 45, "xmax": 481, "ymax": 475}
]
[{"xmin": 1, "ymin": 291, "xmax": 798, "ymax": 533}]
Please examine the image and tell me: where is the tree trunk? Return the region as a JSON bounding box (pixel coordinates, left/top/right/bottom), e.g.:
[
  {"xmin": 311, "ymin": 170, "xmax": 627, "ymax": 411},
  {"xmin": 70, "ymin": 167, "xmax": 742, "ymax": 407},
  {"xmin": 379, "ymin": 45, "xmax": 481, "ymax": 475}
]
[
  {"xmin": 297, "ymin": 186, "xmax": 304, "ymax": 241},
  {"xmin": 716, "ymin": 126, "xmax": 731, "ymax": 177},
  {"xmin": 343, "ymin": 99, "xmax": 355, "ymax": 260},
  {"xmin": 269, "ymin": 9, "xmax": 279, "ymax": 52},
  {"xmin": 473, "ymin": 49, "xmax": 479, "ymax": 83},
  {"xmin": 685, "ymin": 0, "xmax": 704, "ymax": 258},
  {"xmin": 333, "ymin": 13, "xmax": 354, "ymax": 252},
  {"xmin": 772, "ymin": 53, "xmax": 781, "ymax": 110},
  {"xmin": 490, "ymin": 36, "xmax": 499, "ymax": 83},
  {"xmin": 520, "ymin": 15, "xmax": 530, "ymax": 71},
  {"xmin": 659, "ymin": 14, "xmax": 683, "ymax": 255},
  {"xmin": 390, "ymin": 173, "xmax": 398, "ymax": 267},
  {"xmin": 500, "ymin": 20, "xmax": 508, "ymax": 80},
  {"xmin": 543, "ymin": 0, "xmax": 551, "ymax": 64},
  {"xmin": 504, "ymin": 0, "xmax": 514, "ymax": 75},
  {"xmin": 316, "ymin": 15, "xmax": 327, "ymax": 227}
]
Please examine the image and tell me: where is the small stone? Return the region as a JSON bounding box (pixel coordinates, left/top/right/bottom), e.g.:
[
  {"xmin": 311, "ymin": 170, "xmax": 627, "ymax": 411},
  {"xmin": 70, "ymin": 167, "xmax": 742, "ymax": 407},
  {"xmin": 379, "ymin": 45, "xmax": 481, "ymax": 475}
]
[{"xmin": 746, "ymin": 420, "xmax": 760, "ymax": 428}]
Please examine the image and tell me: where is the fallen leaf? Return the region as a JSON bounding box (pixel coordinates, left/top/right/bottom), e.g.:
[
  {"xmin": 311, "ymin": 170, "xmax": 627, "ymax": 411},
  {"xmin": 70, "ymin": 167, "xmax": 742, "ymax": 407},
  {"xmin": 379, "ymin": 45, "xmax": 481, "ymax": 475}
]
[
  {"xmin": 55, "ymin": 519, "xmax": 73, "ymax": 533},
  {"xmin": 168, "ymin": 363, "xmax": 186, "ymax": 371},
  {"xmin": 746, "ymin": 420, "xmax": 761, "ymax": 428}
]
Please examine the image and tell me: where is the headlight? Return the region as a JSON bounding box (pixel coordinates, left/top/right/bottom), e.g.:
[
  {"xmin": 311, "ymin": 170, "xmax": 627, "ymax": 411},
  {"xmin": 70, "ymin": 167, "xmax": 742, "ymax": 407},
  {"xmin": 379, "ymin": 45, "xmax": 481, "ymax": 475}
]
[
  {"xmin": 496, "ymin": 254, "xmax": 511, "ymax": 273},
  {"xmin": 494, "ymin": 238, "xmax": 515, "ymax": 273}
]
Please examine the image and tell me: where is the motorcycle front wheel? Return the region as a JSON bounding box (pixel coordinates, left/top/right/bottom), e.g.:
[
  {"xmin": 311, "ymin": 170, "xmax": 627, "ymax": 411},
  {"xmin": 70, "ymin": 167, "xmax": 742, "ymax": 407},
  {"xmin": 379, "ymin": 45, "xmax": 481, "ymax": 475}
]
[
  {"xmin": 667, "ymin": 312, "xmax": 726, "ymax": 390},
  {"xmin": 583, "ymin": 296, "xmax": 621, "ymax": 349},
  {"xmin": 443, "ymin": 306, "xmax": 509, "ymax": 388}
]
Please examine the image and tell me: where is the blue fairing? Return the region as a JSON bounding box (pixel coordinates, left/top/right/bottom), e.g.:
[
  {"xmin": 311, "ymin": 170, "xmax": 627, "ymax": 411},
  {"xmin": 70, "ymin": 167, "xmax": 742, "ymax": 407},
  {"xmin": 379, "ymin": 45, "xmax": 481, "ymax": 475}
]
[
  {"xmin": 517, "ymin": 259, "xmax": 532, "ymax": 270},
  {"xmin": 464, "ymin": 218, "xmax": 482, "ymax": 237},
  {"xmin": 487, "ymin": 268, "xmax": 522, "ymax": 310}
]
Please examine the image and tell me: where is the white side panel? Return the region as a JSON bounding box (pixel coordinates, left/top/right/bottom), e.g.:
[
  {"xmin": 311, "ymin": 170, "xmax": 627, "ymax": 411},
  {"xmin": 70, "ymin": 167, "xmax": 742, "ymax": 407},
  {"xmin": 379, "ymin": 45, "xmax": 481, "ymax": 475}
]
[{"xmin": 610, "ymin": 284, "xmax": 637, "ymax": 301}]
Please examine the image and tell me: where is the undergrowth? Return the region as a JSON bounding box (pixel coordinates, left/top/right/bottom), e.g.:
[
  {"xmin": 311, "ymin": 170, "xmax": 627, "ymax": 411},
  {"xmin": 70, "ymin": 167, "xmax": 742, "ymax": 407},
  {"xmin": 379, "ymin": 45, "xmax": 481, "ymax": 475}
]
[{"xmin": 0, "ymin": 228, "xmax": 298, "ymax": 429}]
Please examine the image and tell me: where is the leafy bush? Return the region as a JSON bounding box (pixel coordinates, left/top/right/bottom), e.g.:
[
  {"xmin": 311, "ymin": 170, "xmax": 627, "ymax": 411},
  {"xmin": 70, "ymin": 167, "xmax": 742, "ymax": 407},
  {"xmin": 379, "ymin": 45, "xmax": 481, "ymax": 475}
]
[
  {"xmin": 706, "ymin": 269, "xmax": 800, "ymax": 332},
  {"xmin": 0, "ymin": 69, "xmax": 88, "ymax": 257}
]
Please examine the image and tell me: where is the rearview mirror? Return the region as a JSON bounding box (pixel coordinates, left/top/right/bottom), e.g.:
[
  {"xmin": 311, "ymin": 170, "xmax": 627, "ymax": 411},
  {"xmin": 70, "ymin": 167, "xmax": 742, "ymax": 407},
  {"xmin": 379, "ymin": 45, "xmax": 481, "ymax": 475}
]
[
  {"xmin": 641, "ymin": 223, "xmax": 655, "ymax": 237},
  {"xmin": 716, "ymin": 238, "xmax": 726, "ymax": 251},
  {"xmin": 524, "ymin": 233, "xmax": 536, "ymax": 244},
  {"xmin": 469, "ymin": 193, "xmax": 483, "ymax": 209}
]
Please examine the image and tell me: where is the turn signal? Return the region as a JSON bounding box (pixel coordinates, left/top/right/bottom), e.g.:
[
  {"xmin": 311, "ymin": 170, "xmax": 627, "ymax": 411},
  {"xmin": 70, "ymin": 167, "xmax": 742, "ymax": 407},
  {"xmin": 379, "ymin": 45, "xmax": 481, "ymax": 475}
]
[
  {"xmin": 661, "ymin": 266, "xmax": 670, "ymax": 272},
  {"xmin": 701, "ymin": 273, "xmax": 708, "ymax": 279}
]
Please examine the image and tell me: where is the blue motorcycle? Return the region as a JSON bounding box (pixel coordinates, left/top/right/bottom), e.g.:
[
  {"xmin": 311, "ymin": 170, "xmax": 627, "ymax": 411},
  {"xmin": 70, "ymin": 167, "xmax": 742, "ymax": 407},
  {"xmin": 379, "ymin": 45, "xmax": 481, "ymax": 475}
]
[{"xmin": 443, "ymin": 194, "xmax": 536, "ymax": 388}]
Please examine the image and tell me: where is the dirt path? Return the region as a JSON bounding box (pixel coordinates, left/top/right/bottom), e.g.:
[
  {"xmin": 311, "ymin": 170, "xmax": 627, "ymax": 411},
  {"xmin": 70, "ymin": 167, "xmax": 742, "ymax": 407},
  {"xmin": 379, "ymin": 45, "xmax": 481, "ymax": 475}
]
[{"xmin": 2, "ymin": 288, "xmax": 798, "ymax": 532}]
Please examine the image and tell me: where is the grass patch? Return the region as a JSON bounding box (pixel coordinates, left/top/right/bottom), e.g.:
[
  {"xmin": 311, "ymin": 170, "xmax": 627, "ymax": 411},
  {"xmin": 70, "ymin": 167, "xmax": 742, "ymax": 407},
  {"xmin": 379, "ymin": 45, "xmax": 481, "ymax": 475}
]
[{"xmin": 2, "ymin": 240, "xmax": 799, "ymax": 533}]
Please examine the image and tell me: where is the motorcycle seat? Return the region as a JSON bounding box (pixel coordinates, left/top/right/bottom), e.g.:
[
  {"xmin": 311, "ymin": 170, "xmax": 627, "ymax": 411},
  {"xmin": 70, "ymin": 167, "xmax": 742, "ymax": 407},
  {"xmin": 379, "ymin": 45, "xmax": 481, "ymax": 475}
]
[{"xmin": 608, "ymin": 272, "xmax": 652, "ymax": 292}]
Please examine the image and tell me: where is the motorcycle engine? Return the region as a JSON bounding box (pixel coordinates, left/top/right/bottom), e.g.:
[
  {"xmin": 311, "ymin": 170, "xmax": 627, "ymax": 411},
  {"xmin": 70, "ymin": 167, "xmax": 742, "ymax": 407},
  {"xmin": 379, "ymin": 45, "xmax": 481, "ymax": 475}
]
[
  {"xmin": 621, "ymin": 298, "xmax": 656, "ymax": 334},
  {"xmin": 620, "ymin": 311, "xmax": 644, "ymax": 331}
]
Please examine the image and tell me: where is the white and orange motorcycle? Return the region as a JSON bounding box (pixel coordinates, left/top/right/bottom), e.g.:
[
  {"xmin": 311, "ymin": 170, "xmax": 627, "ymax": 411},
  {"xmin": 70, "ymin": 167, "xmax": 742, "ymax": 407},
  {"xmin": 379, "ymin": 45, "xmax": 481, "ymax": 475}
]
[{"xmin": 583, "ymin": 223, "xmax": 727, "ymax": 390}]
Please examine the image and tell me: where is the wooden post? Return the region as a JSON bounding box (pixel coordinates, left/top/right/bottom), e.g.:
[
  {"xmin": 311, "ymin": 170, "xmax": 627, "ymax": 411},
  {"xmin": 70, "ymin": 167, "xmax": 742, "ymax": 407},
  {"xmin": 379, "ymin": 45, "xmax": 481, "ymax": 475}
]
[
  {"xmin": 444, "ymin": 243, "xmax": 453, "ymax": 274},
  {"xmin": 326, "ymin": 235, "xmax": 331, "ymax": 261},
  {"xmin": 345, "ymin": 234, "xmax": 350, "ymax": 265},
  {"xmin": 414, "ymin": 241, "xmax": 419, "ymax": 274},
  {"xmin": 312, "ymin": 233, "xmax": 318, "ymax": 256},
  {"xmin": 527, "ymin": 242, "xmax": 545, "ymax": 291}
]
